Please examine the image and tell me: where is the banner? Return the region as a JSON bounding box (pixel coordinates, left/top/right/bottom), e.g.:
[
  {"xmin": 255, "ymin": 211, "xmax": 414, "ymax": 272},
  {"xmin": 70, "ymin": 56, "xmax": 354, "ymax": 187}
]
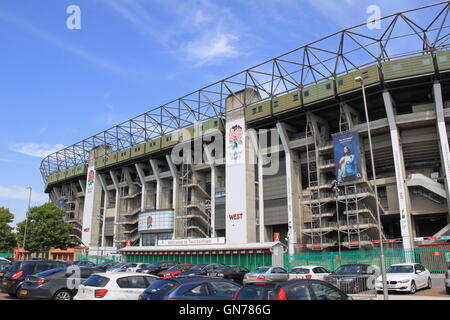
[
  {"xmin": 333, "ymin": 131, "xmax": 362, "ymax": 184},
  {"xmin": 81, "ymin": 167, "xmax": 96, "ymax": 246},
  {"xmin": 138, "ymin": 210, "xmax": 174, "ymax": 232}
]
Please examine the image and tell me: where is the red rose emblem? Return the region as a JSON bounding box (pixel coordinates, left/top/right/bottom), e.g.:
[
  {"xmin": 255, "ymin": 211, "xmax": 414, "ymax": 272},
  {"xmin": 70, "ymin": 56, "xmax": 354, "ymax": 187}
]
[{"xmin": 229, "ymin": 125, "xmax": 243, "ymax": 142}]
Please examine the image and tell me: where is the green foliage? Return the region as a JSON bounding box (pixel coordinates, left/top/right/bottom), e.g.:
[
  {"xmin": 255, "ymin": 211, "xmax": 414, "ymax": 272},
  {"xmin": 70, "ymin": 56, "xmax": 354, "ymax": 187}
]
[
  {"xmin": 0, "ymin": 207, "xmax": 16, "ymax": 251},
  {"xmin": 16, "ymin": 202, "xmax": 72, "ymax": 254}
]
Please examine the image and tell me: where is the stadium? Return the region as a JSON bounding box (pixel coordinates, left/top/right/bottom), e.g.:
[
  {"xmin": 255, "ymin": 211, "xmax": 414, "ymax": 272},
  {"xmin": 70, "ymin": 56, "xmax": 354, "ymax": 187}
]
[{"xmin": 40, "ymin": 2, "xmax": 450, "ymax": 267}]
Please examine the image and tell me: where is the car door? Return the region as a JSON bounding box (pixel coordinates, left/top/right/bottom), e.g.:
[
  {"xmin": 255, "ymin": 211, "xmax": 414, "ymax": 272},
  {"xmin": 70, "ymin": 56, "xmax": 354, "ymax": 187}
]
[
  {"xmin": 116, "ymin": 276, "xmax": 149, "ymax": 300},
  {"xmin": 182, "ymin": 283, "xmax": 211, "ymax": 300},
  {"xmin": 416, "ymin": 264, "xmax": 428, "ymax": 288},
  {"xmin": 310, "ymin": 282, "xmax": 348, "ymax": 300},
  {"xmin": 278, "ymin": 268, "xmax": 288, "ymax": 281}
]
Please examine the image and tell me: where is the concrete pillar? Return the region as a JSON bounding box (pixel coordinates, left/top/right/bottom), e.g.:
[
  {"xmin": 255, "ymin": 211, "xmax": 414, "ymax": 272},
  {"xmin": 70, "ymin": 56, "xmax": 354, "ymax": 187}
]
[
  {"xmin": 383, "ymin": 91, "xmax": 414, "ymax": 249},
  {"xmin": 97, "ymin": 174, "xmax": 109, "ymax": 247},
  {"xmin": 204, "ymin": 144, "xmax": 217, "ymax": 237},
  {"xmin": 149, "ymin": 159, "xmax": 162, "ymax": 210},
  {"xmin": 166, "ymin": 154, "xmax": 180, "ymax": 239},
  {"xmin": 433, "ymin": 82, "xmax": 450, "ymax": 220},
  {"xmin": 277, "ymin": 122, "xmax": 302, "ymax": 255},
  {"xmin": 135, "ymin": 163, "xmax": 147, "ymax": 212},
  {"xmin": 109, "ymin": 170, "xmax": 120, "ymax": 247},
  {"xmin": 225, "ymin": 88, "xmax": 259, "ymax": 244}
]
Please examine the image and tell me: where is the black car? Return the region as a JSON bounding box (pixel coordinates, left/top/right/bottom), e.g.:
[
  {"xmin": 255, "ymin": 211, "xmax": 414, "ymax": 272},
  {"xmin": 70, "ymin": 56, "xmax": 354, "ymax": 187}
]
[
  {"xmin": 179, "ymin": 263, "xmax": 225, "ymax": 277},
  {"xmin": 18, "ymin": 266, "xmax": 103, "ymax": 300},
  {"xmin": 96, "ymin": 261, "xmax": 120, "ymax": 271},
  {"xmin": 138, "ymin": 261, "xmax": 179, "ymax": 275},
  {"xmin": 324, "ymin": 264, "xmax": 379, "ymax": 293},
  {"xmin": 207, "ymin": 265, "xmax": 249, "ymax": 284},
  {"xmin": 233, "ymin": 280, "xmax": 352, "ymax": 300},
  {"xmin": 139, "ymin": 277, "xmax": 241, "ymax": 300},
  {"xmin": 1, "ymin": 260, "xmax": 69, "ymax": 297}
]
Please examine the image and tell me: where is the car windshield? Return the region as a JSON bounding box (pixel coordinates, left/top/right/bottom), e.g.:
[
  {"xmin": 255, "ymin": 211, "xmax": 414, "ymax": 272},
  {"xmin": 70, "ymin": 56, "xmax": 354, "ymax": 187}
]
[
  {"xmin": 35, "ymin": 267, "xmax": 66, "ymax": 278},
  {"xmin": 237, "ymin": 285, "xmax": 277, "ymax": 300},
  {"xmin": 252, "ymin": 267, "xmax": 270, "ymax": 274},
  {"xmin": 334, "ymin": 265, "xmax": 364, "ymax": 275},
  {"xmin": 109, "ymin": 263, "xmax": 128, "ymax": 269},
  {"xmin": 83, "ymin": 275, "xmax": 110, "ymax": 287},
  {"xmin": 190, "ymin": 264, "xmax": 207, "ymax": 271},
  {"xmin": 387, "ymin": 265, "xmax": 414, "ymax": 273},
  {"xmin": 145, "ymin": 279, "xmax": 179, "ymax": 296},
  {"xmin": 167, "ymin": 265, "xmax": 183, "ymax": 271},
  {"xmin": 215, "ymin": 267, "xmax": 231, "ymax": 273},
  {"xmin": 291, "ymin": 268, "xmax": 309, "ymax": 274},
  {"xmin": 9, "ymin": 261, "xmax": 23, "ymax": 273}
]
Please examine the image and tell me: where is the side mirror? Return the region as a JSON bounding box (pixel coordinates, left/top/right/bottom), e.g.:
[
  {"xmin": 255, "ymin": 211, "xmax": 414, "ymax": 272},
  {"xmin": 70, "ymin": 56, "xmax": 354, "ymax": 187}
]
[
  {"xmin": 416, "ymin": 270, "xmax": 421, "ymax": 274},
  {"xmin": 347, "ymin": 296, "xmax": 353, "ymax": 301}
]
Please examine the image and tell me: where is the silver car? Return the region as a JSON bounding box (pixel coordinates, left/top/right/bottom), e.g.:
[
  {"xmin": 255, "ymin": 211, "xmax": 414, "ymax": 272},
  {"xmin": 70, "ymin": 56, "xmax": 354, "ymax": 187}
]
[{"xmin": 243, "ymin": 266, "xmax": 289, "ymax": 284}]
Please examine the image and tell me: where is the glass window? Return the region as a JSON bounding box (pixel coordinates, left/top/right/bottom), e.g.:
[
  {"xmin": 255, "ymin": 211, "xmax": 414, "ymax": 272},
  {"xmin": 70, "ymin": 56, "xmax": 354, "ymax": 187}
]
[
  {"xmin": 338, "ymin": 79, "xmax": 344, "ymax": 86},
  {"xmin": 117, "ymin": 276, "xmax": 148, "ymax": 289},
  {"xmin": 304, "ymin": 91, "xmax": 309, "ymax": 97},
  {"xmin": 252, "ymin": 108, "xmax": 257, "ymax": 114},
  {"xmin": 293, "ymin": 94, "xmax": 299, "ymax": 101},
  {"xmin": 272, "ymin": 101, "xmax": 278, "ymax": 108},
  {"xmin": 291, "ymin": 268, "xmax": 309, "ymax": 274},
  {"xmin": 83, "ymin": 275, "xmax": 110, "ymax": 287},
  {"xmin": 362, "ymin": 71, "xmax": 369, "ymax": 79},
  {"xmin": 311, "ymin": 283, "xmax": 346, "ymax": 300},
  {"xmin": 80, "ymin": 268, "xmax": 97, "ymax": 279},
  {"xmin": 208, "ymin": 281, "xmax": 240, "ymax": 297},
  {"xmin": 184, "ymin": 283, "xmax": 209, "ymax": 296},
  {"xmin": 326, "ymin": 83, "xmax": 331, "ymax": 90},
  {"xmin": 34, "ymin": 263, "xmax": 54, "ymax": 273},
  {"xmin": 387, "ymin": 265, "xmax": 413, "ymax": 273},
  {"xmin": 236, "ymin": 285, "xmax": 277, "ymax": 300},
  {"xmin": 253, "ymin": 267, "xmax": 270, "ymax": 274},
  {"xmin": 287, "ymin": 284, "xmax": 312, "ymax": 300},
  {"xmin": 144, "ymin": 279, "xmax": 178, "ymax": 296}
]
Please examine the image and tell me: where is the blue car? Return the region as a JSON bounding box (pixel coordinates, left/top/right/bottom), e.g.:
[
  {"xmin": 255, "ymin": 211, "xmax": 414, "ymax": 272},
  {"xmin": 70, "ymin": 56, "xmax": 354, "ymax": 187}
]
[{"xmin": 138, "ymin": 277, "xmax": 241, "ymax": 300}]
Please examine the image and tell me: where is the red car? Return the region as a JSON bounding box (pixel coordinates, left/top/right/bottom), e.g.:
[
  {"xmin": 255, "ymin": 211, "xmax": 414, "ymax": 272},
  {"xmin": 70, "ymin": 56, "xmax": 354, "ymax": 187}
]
[{"xmin": 157, "ymin": 264, "xmax": 194, "ymax": 278}]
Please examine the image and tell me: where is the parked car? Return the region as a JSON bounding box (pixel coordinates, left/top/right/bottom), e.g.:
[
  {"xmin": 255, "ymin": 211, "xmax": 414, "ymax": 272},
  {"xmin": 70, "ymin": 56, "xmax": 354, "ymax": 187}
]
[
  {"xmin": 157, "ymin": 264, "xmax": 194, "ymax": 278},
  {"xmin": 1, "ymin": 260, "xmax": 69, "ymax": 297},
  {"xmin": 207, "ymin": 265, "xmax": 249, "ymax": 284},
  {"xmin": 375, "ymin": 263, "xmax": 432, "ymax": 294},
  {"xmin": 137, "ymin": 261, "xmax": 179, "ymax": 275},
  {"xmin": 96, "ymin": 261, "xmax": 120, "ymax": 271},
  {"xmin": 0, "ymin": 264, "xmax": 11, "ymax": 282},
  {"xmin": 243, "ymin": 266, "xmax": 289, "ymax": 284},
  {"xmin": 233, "ymin": 280, "xmax": 351, "ymax": 300},
  {"xmin": 139, "ymin": 277, "xmax": 241, "ymax": 300},
  {"xmin": 74, "ymin": 272, "xmax": 158, "ymax": 300},
  {"xmin": 126, "ymin": 263, "xmax": 151, "ymax": 273},
  {"xmin": 17, "ymin": 266, "xmax": 104, "ymax": 300},
  {"xmin": 289, "ymin": 266, "xmax": 331, "ymax": 280},
  {"xmin": 71, "ymin": 260, "xmax": 97, "ymax": 268},
  {"xmin": 324, "ymin": 264, "xmax": 379, "ymax": 294},
  {"xmin": 179, "ymin": 263, "xmax": 225, "ymax": 277},
  {"xmin": 105, "ymin": 262, "xmax": 135, "ymax": 273},
  {"xmin": 445, "ymin": 264, "xmax": 449, "ymax": 295},
  {"xmin": 0, "ymin": 257, "xmax": 13, "ymax": 263}
]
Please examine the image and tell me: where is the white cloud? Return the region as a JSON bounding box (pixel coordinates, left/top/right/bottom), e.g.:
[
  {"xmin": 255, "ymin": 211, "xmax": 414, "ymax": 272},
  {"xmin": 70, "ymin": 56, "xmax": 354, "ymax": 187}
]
[
  {"xmin": 0, "ymin": 186, "xmax": 49, "ymax": 203},
  {"xmin": 12, "ymin": 143, "xmax": 65, "ymax": 158}
]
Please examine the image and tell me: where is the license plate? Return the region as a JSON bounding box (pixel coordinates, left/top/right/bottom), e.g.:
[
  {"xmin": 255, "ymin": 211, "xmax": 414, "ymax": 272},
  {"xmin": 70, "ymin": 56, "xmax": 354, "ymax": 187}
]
[
  {"xmin": 247, "ymin": 276, "xmax": 257, "ymax": 279},
  {"xmin": 2, "ymin": 280, "xmax": 6, "ymax": 286},
  {"xmin": 0, "ymin": 273, "xmax": 3, "ymax": 276},
  {"xmin": 19, "ymin": 289, "xmax": 28, "ymax": 296},
  {"xmin": 210, "ymin": 273, "xmax": 216, "ymax": 277}
]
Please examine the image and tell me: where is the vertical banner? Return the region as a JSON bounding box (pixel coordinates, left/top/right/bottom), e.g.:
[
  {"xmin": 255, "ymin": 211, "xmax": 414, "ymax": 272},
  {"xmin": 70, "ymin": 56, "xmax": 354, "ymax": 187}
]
[
  {"xmin": 333, "ymin": 131, "xmax": 362, "ymax": 184},
  {"xmin": 225, "ymin": 118, "xmax": 247, "ymax": 244},
  {"xmin": 81, "ymin": 167, "xmax": 96, "ymax": 246}
]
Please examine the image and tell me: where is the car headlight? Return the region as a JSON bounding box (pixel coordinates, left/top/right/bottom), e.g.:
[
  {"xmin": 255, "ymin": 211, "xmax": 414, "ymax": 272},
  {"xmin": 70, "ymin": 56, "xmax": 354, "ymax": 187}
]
[{"xmin": 399, "ymin": 279, "xmax": 410, "ymax": 283}]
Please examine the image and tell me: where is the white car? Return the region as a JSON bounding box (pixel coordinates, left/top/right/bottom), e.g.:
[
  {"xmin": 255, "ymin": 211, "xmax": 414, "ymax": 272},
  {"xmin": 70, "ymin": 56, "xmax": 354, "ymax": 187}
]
[
  {"xmin": 74, "ymin": 272, "xmax": 158, "ymax": 300},
  {"xmin": 289, "ymin": 266, "xmax": 331, "ymax": 280},
  {"xmin": 375, "ymin": 263, "xmax": 432, "ymax": 294},
  {"xmin": 126, "ymin": 263, "xmax": 151, "ymax": 273}
]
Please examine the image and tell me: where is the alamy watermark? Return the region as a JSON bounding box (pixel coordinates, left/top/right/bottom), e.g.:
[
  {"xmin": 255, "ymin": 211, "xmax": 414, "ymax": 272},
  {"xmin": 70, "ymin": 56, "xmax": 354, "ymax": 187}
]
[{"xmin": 66, "ymin": 5, "xmax": 81, "ymax": 30}]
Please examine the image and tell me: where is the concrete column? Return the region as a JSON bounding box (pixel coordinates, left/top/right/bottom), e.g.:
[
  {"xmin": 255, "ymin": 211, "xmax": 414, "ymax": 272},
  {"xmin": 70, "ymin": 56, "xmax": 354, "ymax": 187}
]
[
  {"xmin": 166, "ymin": 154, "xmax": 180, "ymax": 239},
  {"xmin": 78, "ymin": 179, "xmax": 85, "ymax": 194},
  {"xmin": 149, "ymin": 159, "xmax": 162, "ymax": 210},
  {"xmin": 97, "ymin": 174, "xmax": 109, "ymax": 247},
  {"xmin": 433, "ymin": 82, "xmax": 450, "ymax": 220},
  {"xmin": 109, "ymin": 170, "xmax": 120, "ymax": 247},
  {"xmin": 204, "ymin": 144, "xmax": 218, "ymax": 238},
  {"xmin": 135, "ymin": 163, "xmax": 147, "ymax": 212},
  {"xmin": 383, "ymin": 91, "xmax": 414, "ymax": 249},
  {"xmin": 277, "ymin": 122, "xmax": 302, "ymax": 255}
]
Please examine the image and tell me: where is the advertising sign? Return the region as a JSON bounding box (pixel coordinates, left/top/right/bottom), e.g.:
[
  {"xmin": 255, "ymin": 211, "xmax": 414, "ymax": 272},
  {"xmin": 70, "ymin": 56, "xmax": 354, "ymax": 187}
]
[
  {"xmin": 81, "ymin": 167, "xmax": 96, "ymax": 246},
  {"xmin": 333, "ymin": 131, "xmax": 362, "ymax": 184},
  {"xmin": 138, "ymin": 210, "xmax": 174, "ymax": 232},
  {"xmin": 157, "ymin": 237, "xmax": 226, "ymax": 246}
]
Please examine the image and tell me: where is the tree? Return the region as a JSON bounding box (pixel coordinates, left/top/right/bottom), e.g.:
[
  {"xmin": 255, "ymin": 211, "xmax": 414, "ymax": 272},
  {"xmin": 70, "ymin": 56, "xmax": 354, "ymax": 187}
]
[
  {"xmin": 0, "ymin": 207, "xmax": 16, "ymax": 251},
  {"xmin": 16, "ymin": 202, "xmax": 72, "ymax": 257}
]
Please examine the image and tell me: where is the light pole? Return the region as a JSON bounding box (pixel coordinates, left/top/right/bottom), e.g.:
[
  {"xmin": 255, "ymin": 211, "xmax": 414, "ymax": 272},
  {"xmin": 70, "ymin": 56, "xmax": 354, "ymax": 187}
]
[
  {"xmin": 22, "ymin": 187, "xmax": 32, "ymax": 257},
  {"xmin": 355, "ymin": 76, "xmax": 389, "ymax": 300}
]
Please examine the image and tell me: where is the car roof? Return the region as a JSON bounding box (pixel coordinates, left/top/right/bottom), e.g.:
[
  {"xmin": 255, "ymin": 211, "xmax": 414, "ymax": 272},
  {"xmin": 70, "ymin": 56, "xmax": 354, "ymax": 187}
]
[
  {"xmin": 90, "ymin": 272, "xmax": 158, "ymax": 279},
  {"xmin": 291, "ymin": 266, "xmax": 320, "ymax": 269},
  {"xmin": 163, "ymin": 276, "xmax": 232, "ymax": 284},
  {"xmin": 389, "ymin": 263, "xmax": 417, "ymax": 266}
]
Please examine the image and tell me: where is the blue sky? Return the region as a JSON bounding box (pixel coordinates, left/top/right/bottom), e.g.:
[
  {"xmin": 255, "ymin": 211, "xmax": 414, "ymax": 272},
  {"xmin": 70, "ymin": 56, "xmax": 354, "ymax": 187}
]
[{"xmin": 0, "ymin": 0, "xmax": 441, "ymax": 227}]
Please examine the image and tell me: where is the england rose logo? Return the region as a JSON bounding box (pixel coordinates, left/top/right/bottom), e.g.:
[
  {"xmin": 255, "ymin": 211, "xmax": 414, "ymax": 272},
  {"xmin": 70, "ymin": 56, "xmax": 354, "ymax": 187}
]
[
  {"xmin": 229, "ymin": 125, "xmax": 243, "ymax": 149},
  {"xmin": 87, "ymin": 170, "xmax": 95, "ymax": 187}
]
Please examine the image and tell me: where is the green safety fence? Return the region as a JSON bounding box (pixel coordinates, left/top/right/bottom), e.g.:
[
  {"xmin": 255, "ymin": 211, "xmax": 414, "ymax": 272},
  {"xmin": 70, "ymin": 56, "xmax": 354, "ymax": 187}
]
[
  {"xmin": 284, "ymin": 247, "xmax": 450, "ymax": 274},
  {"xmin": 0, "ymin": 252, "xmax": 12, "ymax": 258},
  {"xmin": 125, "ymin": 253, "xmax": 272, "ymax": 271},
  {"xmin": 77, "ymin": 255, "xmax": 123, "ymax": 265}
]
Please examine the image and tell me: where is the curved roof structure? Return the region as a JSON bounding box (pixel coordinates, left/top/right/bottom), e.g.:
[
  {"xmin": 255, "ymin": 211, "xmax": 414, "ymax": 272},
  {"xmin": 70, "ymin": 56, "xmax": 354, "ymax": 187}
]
[{"xmin": 40, "ymin": 1, "xmax": 450, "ymax": 180}]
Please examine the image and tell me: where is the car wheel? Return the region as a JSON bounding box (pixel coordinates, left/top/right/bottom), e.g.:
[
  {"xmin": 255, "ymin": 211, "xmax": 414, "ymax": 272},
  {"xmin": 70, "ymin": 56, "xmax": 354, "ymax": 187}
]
[
  {"xmin": 427, "ymin": 278, "xmax": 432, "ymax": 289},
  {"xmin": 53, "ymin": 289, "xmax": 73, "ymax": 300},
  {"xmin": 410, "ymin": 281, "xmax": 416, "ymax": 294}
]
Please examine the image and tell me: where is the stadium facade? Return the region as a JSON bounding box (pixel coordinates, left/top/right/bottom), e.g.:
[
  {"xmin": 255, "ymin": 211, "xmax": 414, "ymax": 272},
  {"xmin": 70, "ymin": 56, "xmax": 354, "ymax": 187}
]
[{"xmin": 41, "ymin": 2, "xmax": 450, "ymax": 262}]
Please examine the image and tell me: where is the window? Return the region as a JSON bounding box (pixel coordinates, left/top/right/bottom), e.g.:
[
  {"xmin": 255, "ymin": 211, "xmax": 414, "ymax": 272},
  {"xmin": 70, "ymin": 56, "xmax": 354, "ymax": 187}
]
[
  {"xmin": 166, "ymin": 136, "xmax": 172, "ymax": 142},
  {"xmin": 214, "ymin": 120, "xmax": 218, "ymax": 127},
  {"xmin": 325, "ymin": 83, "xmax": 332, "ymax": 90},
  {"xmin": 362, "ymin": 71, "xmax": 369, "ymax": 79},
  {"xmin": 208, "ymin": 281, "xmax": 240, "ymax": 297},
  {"xmin": 291, "ymin": 268, "xmax": 309, "ymax": 275},
  {"xmin": 311, "ymin": 283, "xmax": 346, "ymax": 300},
  {"xmin": 304, "ymin": 91, "xmax": 310, "ymax": 97},
  {"xmin": 287, "ymin": 284, "xmax": 312, "ymax": 300},
  {"xmin": 117, "ymin": 276, "xmax": 148, "ymax": 289},
  {"xmin": 252, "ymin": 107, "xmax": 257, "ymax": 114},
  {"xmin": 338, "ymin": 79, "xmax": 344, "ymax": 86},
  {"xmin": 422, "ymin": 58, "xmax": 431, "ymax": 65},
  {"xmin": 83, "ymin": 275, "xmax": 110, "ymax": 287},
  {"xmin": 272, "ymin": 101, "xmax": 278, "ymax": 108},
  {"xmin": 439, "ymin": 56, "xmax": 448, "ymax": 63},
  {"xmin": 184, "ymin": 283, "xmax": 209, "ymax": 297},
  {"xmin": 293, "ymin": 94, "xmax": 299, "ymax": 101},
  {"xmin": 80, "ymin": 268, "xmax": 97, "ymax": 279},
  {"xmin": 258, "ymin": 105, "xmax": 263, "ymax": 112},
  {"xmin": 34, "ymin": 263, "xmax": 54, "ymax": 273}
]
